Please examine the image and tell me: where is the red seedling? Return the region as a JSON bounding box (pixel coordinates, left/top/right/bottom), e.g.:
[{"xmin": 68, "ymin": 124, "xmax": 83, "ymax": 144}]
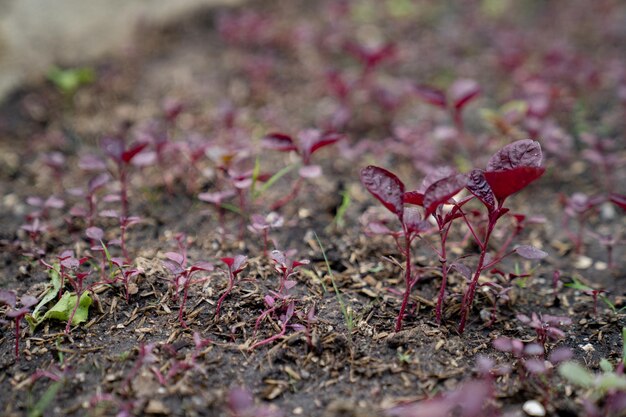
[
  {"xmin": 100, "ymin": 136, "xmax": 148, "ymax": 220},
  {"xmin": 458, "ymin": 140, "xmax": 546, "ymax": 332},
  {"xmin": 248, "ymin": 212, "xmax": 284, "ymax": 257},
  {"xmin": 263, "ymin": 129, "xmax": 342, "ymax": 210},
  {"xmin": 0, "ymin": 291, "xmax": 38, "ymax": 359},
  {"xmin": 216, "ymin": 255, "xmax": 248, "ymax": 318},
  {"xmin": 162, "ymin": 251, "xmax": 214, "ymax": 328},
  {"xmin": 413, "ymin": 78, "xmax": 481, "ymax": 135},
  {"xmin": 360, "ymin": 166, "xmax": 430, "ymax": 331}
]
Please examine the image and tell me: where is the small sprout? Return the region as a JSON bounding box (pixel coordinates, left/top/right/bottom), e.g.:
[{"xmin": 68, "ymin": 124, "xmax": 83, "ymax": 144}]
[{"xmin": 0, "ymin": 291, "xmax": 38, "ymax": 359}]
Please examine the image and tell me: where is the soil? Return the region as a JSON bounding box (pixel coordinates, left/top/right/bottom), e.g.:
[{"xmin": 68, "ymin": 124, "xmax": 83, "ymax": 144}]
[{"xmin": 1, "ymin": 1, "xmax": 626, "ymax": 416}]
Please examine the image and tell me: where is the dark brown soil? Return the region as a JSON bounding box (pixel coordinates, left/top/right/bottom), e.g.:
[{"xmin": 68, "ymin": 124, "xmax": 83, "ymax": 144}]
[{"xmin": 1, "ymin": 1, "xmax": 625, "ymax": 416}]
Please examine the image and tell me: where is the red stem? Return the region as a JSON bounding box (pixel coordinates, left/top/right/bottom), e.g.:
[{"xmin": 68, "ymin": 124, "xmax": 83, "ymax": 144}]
[
  {"xmin": 458, "ymin": 216, "xmax": 497, "ymax": 333},
  {"xmin": 395, "ymin": 227, "xmax": 413, "ymax": 332}
]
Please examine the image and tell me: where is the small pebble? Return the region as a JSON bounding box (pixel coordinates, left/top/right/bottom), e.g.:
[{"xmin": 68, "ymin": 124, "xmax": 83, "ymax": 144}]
[
  {"xmin": 573, "ymin": 255, "xmax": 593, "ymax": 270},
  {"xmin": 523, "ymin": 400, "xmax": 545, "ymax": 416},
  {"xmin": 581, "ymin": 343, "xmax": 595, "ymax": 352},
  {"xmin": 594, "ymin": 261, "xmax": 607, "ymax": 271}
]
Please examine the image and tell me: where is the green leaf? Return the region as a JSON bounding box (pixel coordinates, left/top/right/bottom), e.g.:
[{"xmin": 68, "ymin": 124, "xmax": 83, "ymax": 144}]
[
  {"xmin": 32, "ymin": 264, "xmax": 62, "ymax": 319},
  {"xmin": 597, "ymin": 373, "xmax": 626, "ymax": 392},
  {"xmin": 558, "ymin": 362, "xmax": 594, "ymax": 388},
  {"xmin": 26, "ymin": 292, "xmax": 92, "ymax": 332},
  {"xmin": 28, "ymin": 381, "xmax": 62, "ymax": 417},
  {"xmin": 600, "ymin": 358, "xmax": 613, "ymax": 373}
]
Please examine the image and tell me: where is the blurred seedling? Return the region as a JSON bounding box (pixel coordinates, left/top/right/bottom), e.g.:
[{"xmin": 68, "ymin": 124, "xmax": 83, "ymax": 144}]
[{"xmin": 0, "ymin": 290, "xmax": 38, "ymax": 359}]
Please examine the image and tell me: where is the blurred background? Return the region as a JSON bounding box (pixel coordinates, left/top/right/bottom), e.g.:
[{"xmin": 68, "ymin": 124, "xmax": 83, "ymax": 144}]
[{"xmin": 0, "ymin": 0, "xmax": 241, "ymax": 102}]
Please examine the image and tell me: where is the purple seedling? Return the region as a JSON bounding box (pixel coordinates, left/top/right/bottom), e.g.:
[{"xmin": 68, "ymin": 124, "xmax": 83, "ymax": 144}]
[
  {"xmin": 226, "ymin": 386, "xmax": 283, "ymax": 417},
  {"xmin": 458, "ymin": 139, "xmax": 545, "ymax": 333},
  {"xmin": 162, "ymin": 250, "xmax": 214, "ymax": 328},
  {"xmin": 262, "ymin": 129, "xmax": 342, "ymax": 210},
  {"xmin": 270, "ymin": 249, "xmax": 309, "ymax": 293},
  {"xmin": 99, "ymin": 211, "xmax": 142, "ymax": 262},
  {"xmin": 250, "ymin": 250, "xmax": 309, "ymax": 350},
  {"xmin": 100, "ymin": 136, "xmax": 148, "ymax": 221},
  {"xmin": 215, "ymin": 255, "xmax": 248, "ymax": 318},
  {"xmin": 413, "ymin": 78, "xmax": 481, "ymax": 141},
  {"xmin": 360, "ymin": 166, "xmax": 431, "ymax": 331},
  {"xmin": 408, "ymin": 170, "xmax": 470, "ymax": 324},
  {"xmin": 516, "ymin": 312, "xmax": 571, "ymax": 349},
  {"xmin": 0, "ymin": 291, "xmax": 38, "ymax": 359},
  {"xmin": 248, "ymin": 212, "xmax": 284, "ymax": 257}
]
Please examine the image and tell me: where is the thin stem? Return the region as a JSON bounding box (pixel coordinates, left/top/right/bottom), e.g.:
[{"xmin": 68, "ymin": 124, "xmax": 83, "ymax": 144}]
[
  {"xmin": 435, "ymin": 225, "xmax": 451, "ymax": 324},
  {"xmin": 215, "ymin": 272, "xmax": 234, "ymax": 318},
  {"xmin": 271, "ymin": 177, "xmax": 302, "ymax": 211},
  {"xmin": 14, "ymin": 317, "xmax": 20, "ymax": 359},
  {"xmin": 458, "ymin": 219, "xmax": 496, "ymax": 333},
  {"xmin": 395, "ymin": 227, "xmax": 413, "ymax": 332}
]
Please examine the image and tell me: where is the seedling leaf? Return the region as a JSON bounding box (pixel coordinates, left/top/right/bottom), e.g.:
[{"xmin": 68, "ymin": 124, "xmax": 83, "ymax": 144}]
[
  {"xmin": 515, "ymin": 245, "xmax": 548, "ymax": 260},
  {"xmin": 466, "ymin": 169, "xmax": 496, "ymax": 211},
  {"xmin": 559, "ymin": 362, "xmax": 594, "ymax": 388},
  {"xmin": 449, "ymin": 79, "xmax": 480, "ymax": 110},
  {"xmin": 262, "ymin": 132, "xmax": 298, "ymax": 152},
  {"xmin": 487, "ymin": 139, "xmax": 543, "ymax": 171},
  {"xmin": 27, "ymin": 291, "xmax": 92, "ymax": 331},
  {"xmin": 423, "ymin": 174, "xmax": 467, "ymax": 216},
  {"xmin": 360, "ymin": 166, "xmax": 405, "ymax": 220},
  {"xmin": 484, "ymin": 166, "xmax": 545, "ymax": 203}
]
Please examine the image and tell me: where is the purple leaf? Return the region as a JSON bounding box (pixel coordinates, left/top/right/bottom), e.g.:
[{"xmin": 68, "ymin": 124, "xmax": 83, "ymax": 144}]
[
  {"xmin": 493, "ymin": 337, "xmax": 513, "ymax": 352},
  {"xmin": 449, "ymin": 79, "xmax": 480, "ymax": 110},
  {"xmin": 403, "ymin": 207, "xmax": 429, "ymax": 234},
  {"xmin": 86, "ymin": 227, "xmax": 104, "ymax": 241},
  {"xmin": 403, "ymin": 191, "xmax": 424, "ymax": 206},
  {"xmin": 0, "ymin": 290, "xmax": 17, "ymax": 308},
  {"xmin": 524, "ymin": 343, "xmax": 544, "ymax": 356},
  {"xmin": 466, "ymin": 169, "xmax": 496, "ymax": 211},
  {"xmin": 486, "ymin": 139, "xmax": 543, "ymax": 171},
  {"xmin": 515, "ymin": 245, "xmax": 548, "ymax": 260},
  {"xmin": 549, "ymin": 347, "xmax": 573, "ymax": 364},
  {"xmin": 308, "ymin": 132, "xmax": 343, "ymax": 156},
  {"xmin": 262, "ymin": 132, "xmax": 298, "ymax": 152},
  {"xmin": 190, "ymin": 262, "xmax": 214, "ymax": 272},
  {"xmin": 524, "ymin": 359, "xmax": 547, "ymax": 374},
  {"xmin": 484, "ymin": 167, "xmax": 545, "ymax": 204},
  {"xmin": 270, "ymin": 250, "xmax": 287, "ymax": 267},
  {"xmin": 298, "ymin": 164, "xmax": 322, "ymax": 178},
  {"xmin": 413, "ymin": 84, "xmax": 447, "ymax": 108},
  {"xmin": 360, "ymin": 166, "xmax": 405, "ymax": 220},
  {"xmin": 420, "ymin": 166, "xmax": 457, "ymax": 191},
  {"xmin": 121, "ymin": 142, "xmax": 149, "ymax": 164},
  {"xmin": 101, "ymin": 136, "xmax": 125, "ymax": 162},
  {"xmin": 20, "ymin": 295, "xmax": 38, "ymax": 309},
  {"xmin": 88, "ymin": 173, "xmax": 110, "ymax": 194},
  {"xmin": 165, "ymin": 252, "xmax": 184, "ymax": 265},
  {"xmin": 423, "ymin": 174, "xmax": 467, "ymax": 217}
]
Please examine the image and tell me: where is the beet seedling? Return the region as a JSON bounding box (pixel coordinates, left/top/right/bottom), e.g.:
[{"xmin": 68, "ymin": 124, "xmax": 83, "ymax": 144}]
[
  {"xmin": 360, "ymin": 166, "xmax": 431, "ymax": 331},
  {"xmin": 100, "ymin": 135, "xmax": 148, "ymax": 221},
  {"xmin": 162, "ymin": 251, "xmax": 214, "ymax": 328},
  {"xmin": 458, "ymin": 139, "xmax": 546, "ymax": 332},
  {"xmin": 516, "ymin": 312, "xmax": 571, "ymax": 349},
  {"xmin": 0, "ymin": 291, "xmax": 38, "ymax": 359},
  {"xmin": 248, "ymin": 212, "xmax": 284, "ymax": 257},
  {"xmin": 262, "ymin": 129, "xmax": 342, "ymax": 210},
  {"xmin": 216, "ymin": 255, "xmax": 248, "ymax": 318},
  {"xmin": 413, "ymin": 78, "xmax": 481, "ymax": 137},
  {"xmin": 250, "ymin": 250, "xmax": 309, "ymax": 350}
]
